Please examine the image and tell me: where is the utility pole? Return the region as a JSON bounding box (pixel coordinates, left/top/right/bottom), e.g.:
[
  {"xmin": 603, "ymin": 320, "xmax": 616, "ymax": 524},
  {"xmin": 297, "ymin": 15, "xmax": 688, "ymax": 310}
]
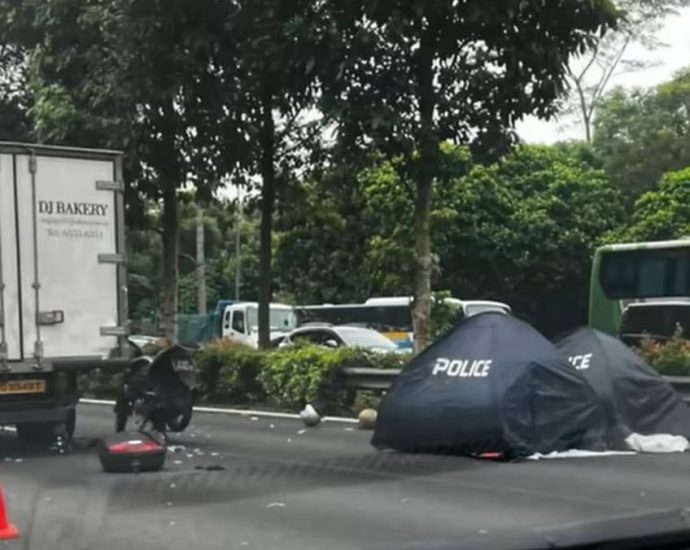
[
  {"xmin": 196, "ymin": 207, "xmax": 207, "ymax": 314},
  {"xmin": 235, "ymin": 186, "xmax": 242, "ymax": 301}
]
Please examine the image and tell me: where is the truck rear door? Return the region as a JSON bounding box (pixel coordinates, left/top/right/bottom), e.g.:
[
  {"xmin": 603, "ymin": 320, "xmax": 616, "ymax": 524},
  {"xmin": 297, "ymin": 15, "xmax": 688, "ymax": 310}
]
[
  {"xmin": 0, "ymin": 152, "xmax": 21, "ymax": 362},
  {"xmin": 1, "ymin": 146, "xmax": 126, "ymax": 368}
]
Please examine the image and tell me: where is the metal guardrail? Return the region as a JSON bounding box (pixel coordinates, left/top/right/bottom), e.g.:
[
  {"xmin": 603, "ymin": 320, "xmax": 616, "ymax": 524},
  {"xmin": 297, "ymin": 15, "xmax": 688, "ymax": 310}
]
[
  {"xmin": 340, "ymin": 367, "xmax": 400, "ymax": 392},
  {"xmin": 342, "ymin": 368, "xmax": 690, "ymax": 402}
]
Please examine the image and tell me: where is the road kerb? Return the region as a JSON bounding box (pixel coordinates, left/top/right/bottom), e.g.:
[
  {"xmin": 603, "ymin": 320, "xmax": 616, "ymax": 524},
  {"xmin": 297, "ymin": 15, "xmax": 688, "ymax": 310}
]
[{"xmin": 78, "ymin": 398, "xmax": 359, "ymax": 424}]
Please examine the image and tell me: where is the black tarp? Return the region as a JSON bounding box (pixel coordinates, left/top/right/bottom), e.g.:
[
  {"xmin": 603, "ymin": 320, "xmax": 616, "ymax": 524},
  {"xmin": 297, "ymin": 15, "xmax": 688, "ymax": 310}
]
[
  {"xmin": 555, "ymin": 327, "xmax": 690, "ymax": 442},
  {"xmin": 372, "ymin": 313, "xmax": 607, "ymax": 457}
]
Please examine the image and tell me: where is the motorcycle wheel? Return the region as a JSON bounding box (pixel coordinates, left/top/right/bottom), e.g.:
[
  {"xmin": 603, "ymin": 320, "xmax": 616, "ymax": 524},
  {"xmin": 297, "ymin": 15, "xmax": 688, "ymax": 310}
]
[{"xmin": 166, "ymin": 406, "xmax": 193, "ymax": 432}]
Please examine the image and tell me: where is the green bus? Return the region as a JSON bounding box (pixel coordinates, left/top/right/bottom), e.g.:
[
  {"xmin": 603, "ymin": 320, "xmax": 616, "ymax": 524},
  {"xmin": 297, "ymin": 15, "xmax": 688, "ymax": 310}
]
[{"xmin": 589, "ymin": 238, "xmax": 690, "ymax": 342}]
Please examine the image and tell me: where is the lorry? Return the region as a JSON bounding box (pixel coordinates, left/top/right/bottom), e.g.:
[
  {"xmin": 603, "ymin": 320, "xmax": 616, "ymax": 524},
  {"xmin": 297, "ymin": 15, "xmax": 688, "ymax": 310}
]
[
  {"xmin": 0, "ymin": 142, "xmax": 129, "ymax": 445},
  {"xmin": 177, "ymin": 300, "xmax": 297, "ymax": 348}
]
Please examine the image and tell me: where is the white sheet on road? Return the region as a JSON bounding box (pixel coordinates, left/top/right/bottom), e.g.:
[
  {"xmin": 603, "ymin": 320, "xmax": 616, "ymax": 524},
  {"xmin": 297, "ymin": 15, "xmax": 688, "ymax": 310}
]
[
  {"xmin": 625, "ymin": 433, "xmax": 690, "ymax": 453},
  {"xmin": 528, "ymin": 433, "xmax": 690, "ymax": 460},
  {"xmin": 527, "ymin": 449, "xmax": 637, "ymax": 461}
]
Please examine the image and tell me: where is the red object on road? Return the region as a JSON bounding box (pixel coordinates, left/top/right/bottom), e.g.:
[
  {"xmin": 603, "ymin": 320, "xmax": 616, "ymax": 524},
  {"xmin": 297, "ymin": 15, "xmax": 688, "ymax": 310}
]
[{"xmin": 0, "ymin": 486, "xmax": 19, "ymax": 540}]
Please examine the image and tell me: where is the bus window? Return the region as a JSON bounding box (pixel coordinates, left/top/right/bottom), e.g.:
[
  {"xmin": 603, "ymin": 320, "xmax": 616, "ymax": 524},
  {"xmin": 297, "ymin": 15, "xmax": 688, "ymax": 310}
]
[{"xmin": 599, "ymin": 248, "xmax": 690, "ymax": 299}]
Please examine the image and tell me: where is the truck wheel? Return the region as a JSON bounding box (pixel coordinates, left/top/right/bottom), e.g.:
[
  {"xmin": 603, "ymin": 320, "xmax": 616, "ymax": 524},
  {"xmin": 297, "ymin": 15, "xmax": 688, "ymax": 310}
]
[
  {"xmin": 16, "ymin": 422, "xmax": 58, "ymax": 448},
  {"xmin": 16, "ymin": 410, "xmax": 75, "ymax": 449}
]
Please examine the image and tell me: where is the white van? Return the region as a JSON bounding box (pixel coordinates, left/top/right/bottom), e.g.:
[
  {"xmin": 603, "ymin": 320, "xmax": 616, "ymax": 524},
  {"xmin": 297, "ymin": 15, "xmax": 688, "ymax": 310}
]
[
  {"xmin": 220, "ymin": 302, "xmax": 297, "ymax": 347},
  {"xmin": 364, "ymin": 296, "xmax": 511, "ymax": 317}
]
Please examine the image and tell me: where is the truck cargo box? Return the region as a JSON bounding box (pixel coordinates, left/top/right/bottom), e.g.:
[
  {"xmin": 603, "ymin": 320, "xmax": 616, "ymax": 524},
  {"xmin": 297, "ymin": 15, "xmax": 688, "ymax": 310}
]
[{"xmin": 0, "ymin": 142, "xmax": 129, "ymax": 431}]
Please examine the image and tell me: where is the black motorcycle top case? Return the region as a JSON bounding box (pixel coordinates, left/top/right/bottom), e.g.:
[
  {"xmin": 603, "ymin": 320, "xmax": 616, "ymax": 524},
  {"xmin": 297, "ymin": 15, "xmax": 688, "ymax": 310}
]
[{"xmin": 99, "ymin": 432, "xmax": 167, "ymax": 473}]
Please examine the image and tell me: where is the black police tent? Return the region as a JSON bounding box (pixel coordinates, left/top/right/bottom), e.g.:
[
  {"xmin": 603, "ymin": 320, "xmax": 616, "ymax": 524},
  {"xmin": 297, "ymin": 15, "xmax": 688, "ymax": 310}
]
[
  {"xmin": 372, "ymin": 313, "xmax": 607, "ymax": 457},
  {"xmin": 555, "ymin": 327, "xmax": 690, "ymax": 441}
]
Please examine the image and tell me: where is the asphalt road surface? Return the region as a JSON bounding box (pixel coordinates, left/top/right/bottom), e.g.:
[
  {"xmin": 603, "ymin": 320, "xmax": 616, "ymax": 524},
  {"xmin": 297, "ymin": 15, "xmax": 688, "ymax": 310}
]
[{"xmin": 2, "ymin": 404, "xmax": 690, "ymax": 550}]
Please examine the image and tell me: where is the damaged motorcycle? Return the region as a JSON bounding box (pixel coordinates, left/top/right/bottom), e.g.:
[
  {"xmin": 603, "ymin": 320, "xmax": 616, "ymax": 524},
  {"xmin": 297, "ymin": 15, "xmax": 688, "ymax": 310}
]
[{"xmin": 114, "ymin": 344, "xmax": 199, "ymax": 434}]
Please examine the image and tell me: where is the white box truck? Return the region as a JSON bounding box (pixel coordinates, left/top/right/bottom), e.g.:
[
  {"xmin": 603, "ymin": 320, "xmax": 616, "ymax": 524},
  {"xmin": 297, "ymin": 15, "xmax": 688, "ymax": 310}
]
[{"xmin": 0, "ymin": 142, "xmax": 129, "ymax": 445}]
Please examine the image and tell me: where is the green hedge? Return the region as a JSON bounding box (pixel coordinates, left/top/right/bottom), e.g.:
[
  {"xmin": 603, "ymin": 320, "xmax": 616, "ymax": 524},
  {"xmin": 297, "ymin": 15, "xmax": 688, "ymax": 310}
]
[
  {"xmin": 196, "ymin": 340, "xmax": 267, "ymax": 402},
  {"xmin": 196, "ymin": 341, "xmax": 407, "ymax": 414},
  {"xmin": 636, "ymin": 328, "xmax": 690, "ymax": 376}
]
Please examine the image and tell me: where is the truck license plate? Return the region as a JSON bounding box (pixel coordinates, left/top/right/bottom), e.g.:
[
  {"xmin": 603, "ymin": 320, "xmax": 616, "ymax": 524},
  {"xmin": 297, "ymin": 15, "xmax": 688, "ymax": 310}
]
[{"xmin": 0, "ymin": 379, "xmax": 47, "ymax": 395}]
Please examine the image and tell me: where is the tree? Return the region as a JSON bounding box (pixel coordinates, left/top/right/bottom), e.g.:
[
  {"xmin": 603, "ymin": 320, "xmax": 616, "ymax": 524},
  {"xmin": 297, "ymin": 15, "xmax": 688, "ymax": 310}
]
[
  {"xmin": 439, "ymin": 145, "xmax": 624, "ymax": 337},
  {"xmin": 177, "ymin": 197, "xmax": 261, "ymax": 314},
  {"xmin": 0, "ymin": 23, "xmax": 30, "ymax": 140},
  {"xmin": 615, "ymin": 167, "xmax": 690, "ymax": 241},
  {"xmin": 274, "ymin": 144, "xmax": 472, "ymax": 304},
  {"xmin": 593, "ymin": 68, "xmax": 690, "ymax": 200},
  {"xmin": 220, "ymin": 0, "xmax": 326, "ymax": 347},
  {"xmin": 321, "ymin": 0, "xmax": 619, "ymax": 351},
  {"xmin": 563, "ymin": 0, "xmax": 688, "ymax": 142},
  {"xmin": 11, "ymin": 0, "xmax": 243, "ymax": 340}
]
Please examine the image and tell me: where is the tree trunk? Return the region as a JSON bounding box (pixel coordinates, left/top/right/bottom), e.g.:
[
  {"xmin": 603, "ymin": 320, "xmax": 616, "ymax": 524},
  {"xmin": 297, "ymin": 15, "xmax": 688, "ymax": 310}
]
[
  {"xmin": 159, "ymin": 181, "xmax": 179, "ymax": 343},
  {"xmin": 196, "ymin": 207, "xmax": 207, "ymax": 314},
  {"xmin": 157, "ymin": 99, "xmax": 179, "ymax": 344},
  {"xmin": 412, "ymin": 33, "xmax": 437, "ymax": 354},
  {"xmin": 258, "ymin": 89, "xmax": 276, "ymax": 349}
]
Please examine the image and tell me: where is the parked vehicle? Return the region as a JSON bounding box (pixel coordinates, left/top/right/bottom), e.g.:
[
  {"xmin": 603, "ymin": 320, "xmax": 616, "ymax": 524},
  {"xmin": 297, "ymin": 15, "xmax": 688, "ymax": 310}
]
[
  {"xmin": 219, "ymin": 302, "xmax": 297, "ymax": 347},
  {"xmin": 176, "ymin": 300, "xmax": 297, "ymax": 348},
  {"xmin": 279, "ymin": 324, "xmax": 401, "ymax": 354},
  {"xmin": 114, "ymin": 344, "xmax": 199, "ymax": 434},
  {"xmin": 296, "ymin": 297, "xmax": 511, "ymax": 351},
  {"xmin": 618, "ymin": 301, "xmax": 690, "ymax": 347},
  {"xmin": 589, "ymin": 238, "xmax": 690, "ymax": 336},
  {"xmin": 0, "ymin": 142, "xmax": 129, "ymax": 446},
  {"xmin": 129, "ymin": 334, "xmax": 162, "ymax": 350}
]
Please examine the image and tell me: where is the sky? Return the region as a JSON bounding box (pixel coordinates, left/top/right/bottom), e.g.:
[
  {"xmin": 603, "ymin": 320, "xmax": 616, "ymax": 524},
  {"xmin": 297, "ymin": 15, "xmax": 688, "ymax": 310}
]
[{"xmin": 517, "ymin": 6, "xmax": 690, "ymax": 144}]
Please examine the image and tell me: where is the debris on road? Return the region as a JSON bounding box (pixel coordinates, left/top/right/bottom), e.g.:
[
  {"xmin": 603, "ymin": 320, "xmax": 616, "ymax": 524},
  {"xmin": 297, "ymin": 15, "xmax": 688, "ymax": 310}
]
[
  {"xmin": 194, "ymin": 464, "xmax": 226, "ymax": 471},
  {"xmin": 299, "ymin": 404, "xmax": 321, "ymax": 427},
  {"xmin": 266, "ymin": 502, "xmax": 286, "ymax": 509},
  {"xmin": 358, "ymin": 409, "xmax": 377, "ymax": 430}
]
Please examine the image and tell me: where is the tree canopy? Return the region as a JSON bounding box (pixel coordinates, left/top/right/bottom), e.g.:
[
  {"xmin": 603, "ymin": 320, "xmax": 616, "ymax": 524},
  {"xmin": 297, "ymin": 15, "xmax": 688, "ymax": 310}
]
[
  {"xmin": 616, "ymin": 167, "xmax": 690, "ymax": 241},
  {"xmin": 593, "ymin": 68, "xmax": 690, "ymax": 200}
]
